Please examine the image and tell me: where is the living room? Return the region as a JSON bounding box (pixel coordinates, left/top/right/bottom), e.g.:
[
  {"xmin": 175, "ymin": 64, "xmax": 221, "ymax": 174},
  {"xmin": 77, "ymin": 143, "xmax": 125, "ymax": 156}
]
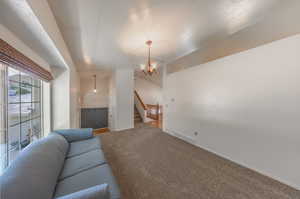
[{"xmin": 0, "ymin": 0, "xmax": 300, "ymax": 199}]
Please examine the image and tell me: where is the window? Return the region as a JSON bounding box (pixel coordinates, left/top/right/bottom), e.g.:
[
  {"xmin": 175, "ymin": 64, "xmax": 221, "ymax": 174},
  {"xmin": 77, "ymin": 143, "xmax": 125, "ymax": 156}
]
[
  {"xmin": 0, "ymin": 63, "xmax": 7, "ymax": 173},
  {"xmin": 0, "ymin": 64, "xmax": 43, "ymax": 173}
]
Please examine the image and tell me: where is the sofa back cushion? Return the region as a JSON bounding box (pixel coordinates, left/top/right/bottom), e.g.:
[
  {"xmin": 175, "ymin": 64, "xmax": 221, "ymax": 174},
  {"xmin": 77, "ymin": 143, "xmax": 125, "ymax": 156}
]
[
  {"xmin": 0, "ymin": 133, "xmax": 69, "ymax": 199},
  {"xmin": 53, "ymin": 128, "xmax": 93, "ymax": 143}
]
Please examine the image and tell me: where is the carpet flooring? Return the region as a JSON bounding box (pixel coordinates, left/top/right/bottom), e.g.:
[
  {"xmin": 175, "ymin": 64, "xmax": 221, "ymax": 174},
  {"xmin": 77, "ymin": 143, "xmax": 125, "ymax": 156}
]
[{"xmin": 100, "ymin": 126, "xmax": 300, "ymax": 199}]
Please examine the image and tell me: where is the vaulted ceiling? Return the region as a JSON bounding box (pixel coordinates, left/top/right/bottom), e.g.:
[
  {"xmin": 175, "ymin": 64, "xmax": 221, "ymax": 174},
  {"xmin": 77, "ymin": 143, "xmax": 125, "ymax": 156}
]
[
  {"xmin": 1, "ymin": 0, "xmax": 300, "ymax": 73},
  {"xmin": 47, "ymin": 0, "xmax": 283, "ymax": 71}
]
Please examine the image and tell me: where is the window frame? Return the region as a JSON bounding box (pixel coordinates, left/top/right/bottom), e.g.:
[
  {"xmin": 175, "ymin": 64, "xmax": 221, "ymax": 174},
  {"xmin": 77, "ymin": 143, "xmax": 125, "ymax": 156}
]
[
  {"xmin": 1, "ymin": 65, "xmax": 44, "ymax": 170},
  {"xmin": 0, "ymin": 63, "xmax": 8, "ymax": 171}
]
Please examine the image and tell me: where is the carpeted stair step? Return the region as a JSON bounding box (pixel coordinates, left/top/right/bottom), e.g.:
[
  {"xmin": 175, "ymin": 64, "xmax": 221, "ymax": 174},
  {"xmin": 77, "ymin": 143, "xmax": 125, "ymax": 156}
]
[{"xmin": 134, "ymin": 107, "xmax": 142, "ymax": 122}]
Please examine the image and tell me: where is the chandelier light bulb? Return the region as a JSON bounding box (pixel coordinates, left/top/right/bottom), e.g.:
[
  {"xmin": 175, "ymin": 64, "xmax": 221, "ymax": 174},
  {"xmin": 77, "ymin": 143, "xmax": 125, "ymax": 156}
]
[
  {"xmin": 140, "ymin": 64, "xmax": 146, "ymax": 70},
  {"xmin": 152, "ymin": 63, "xmax": 157, "ymax": 69}
]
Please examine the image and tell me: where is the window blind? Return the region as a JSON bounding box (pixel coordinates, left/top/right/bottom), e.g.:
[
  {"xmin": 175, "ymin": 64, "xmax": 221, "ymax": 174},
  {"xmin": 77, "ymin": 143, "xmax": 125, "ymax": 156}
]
[{"xmin": 0, "ymin": 38, "xmax": 53, "ymax": 82}]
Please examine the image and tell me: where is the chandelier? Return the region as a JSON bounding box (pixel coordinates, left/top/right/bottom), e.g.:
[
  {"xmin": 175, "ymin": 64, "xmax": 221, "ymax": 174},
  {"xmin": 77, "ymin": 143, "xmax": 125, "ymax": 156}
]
[{"xmin": 140, "ymin": 40, "xmax": 157, "ymax": 76}]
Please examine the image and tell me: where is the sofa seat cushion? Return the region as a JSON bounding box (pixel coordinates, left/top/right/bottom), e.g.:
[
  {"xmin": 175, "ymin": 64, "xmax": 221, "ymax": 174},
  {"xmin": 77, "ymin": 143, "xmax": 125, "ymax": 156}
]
[
  {"xmin": 67, "ymin": 137, "xmax": 101, "ymax": 158},
  {"xmin": 55, "ymin": 184, "xmax": 110, "ymax": 199},
  {"xmin": 54, "ymin": 164, "xmax": 121, "ymax": 199},
  {"xmin": 59, "ymin": 149, "xmax": 107, "ymax": 180}
]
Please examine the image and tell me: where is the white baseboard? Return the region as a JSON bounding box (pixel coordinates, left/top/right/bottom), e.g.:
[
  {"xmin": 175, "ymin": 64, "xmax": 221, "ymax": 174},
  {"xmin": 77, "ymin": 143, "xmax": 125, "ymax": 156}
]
[{"xmin": 164, "ymin": 129, "xmax": 300, "ymax": 190}]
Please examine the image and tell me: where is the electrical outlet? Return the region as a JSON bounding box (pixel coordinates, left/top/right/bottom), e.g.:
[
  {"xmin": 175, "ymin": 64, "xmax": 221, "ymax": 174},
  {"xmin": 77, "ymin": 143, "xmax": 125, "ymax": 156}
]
[{"xmin": 194, "ymin": 132, "xmax": 198, "ymax": 136}]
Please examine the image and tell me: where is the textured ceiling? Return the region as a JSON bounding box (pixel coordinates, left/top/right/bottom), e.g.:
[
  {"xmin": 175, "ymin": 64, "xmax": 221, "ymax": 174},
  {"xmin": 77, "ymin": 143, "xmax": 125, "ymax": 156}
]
[
  {"xmin": 1, "ymin": 0, "xmax": 299, "ymax": 74},
  {"xmin": 47, "ymin": 0, "xmax": 283, "ymax": 71}
]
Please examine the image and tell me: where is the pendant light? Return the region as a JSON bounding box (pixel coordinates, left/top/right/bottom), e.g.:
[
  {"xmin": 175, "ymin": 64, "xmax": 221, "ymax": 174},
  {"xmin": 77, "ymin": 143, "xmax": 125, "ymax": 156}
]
[
  {"xmin": 93, "ymin": 74, "xmax": 97, "ymax": 93},
  {"xmin": 140, "ymin": 40, "xmax": 157, "ymax": 76}
]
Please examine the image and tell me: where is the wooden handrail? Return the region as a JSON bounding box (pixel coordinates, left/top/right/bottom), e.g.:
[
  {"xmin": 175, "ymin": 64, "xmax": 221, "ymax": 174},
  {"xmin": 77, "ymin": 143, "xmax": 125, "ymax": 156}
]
[{"xmin": 134, "ymin": 90, "xmax": 147, "ymax": 110}]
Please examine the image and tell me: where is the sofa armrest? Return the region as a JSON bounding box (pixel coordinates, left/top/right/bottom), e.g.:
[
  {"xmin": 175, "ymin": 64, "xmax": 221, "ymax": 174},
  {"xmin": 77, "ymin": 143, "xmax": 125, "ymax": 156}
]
[
  {"xmin": 55, "ymin": 184, "xmax": 110, "ymax": 199},
  {"xmin": 54, "ymin": 128, "xmax": 94, "ymax": 142}
]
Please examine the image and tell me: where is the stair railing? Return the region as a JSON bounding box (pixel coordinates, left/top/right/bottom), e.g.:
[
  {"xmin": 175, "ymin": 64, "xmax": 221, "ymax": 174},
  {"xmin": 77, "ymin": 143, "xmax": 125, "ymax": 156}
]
[
  {"xmin": 134, "ymin": 90, "xmax": 147, "ymax": 110},
  {"xmin": 134, "ymin": 90, "xmax": 148, "ymax": 122},
  {"xmin": 134, "ymin": 90, "xmax": 162, "ymax": 122}
]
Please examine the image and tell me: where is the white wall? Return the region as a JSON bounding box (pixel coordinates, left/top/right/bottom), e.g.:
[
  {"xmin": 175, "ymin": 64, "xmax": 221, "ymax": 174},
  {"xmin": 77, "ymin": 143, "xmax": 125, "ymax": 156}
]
[
  {"xmin": 51, "ymin": 67, "xmax": 70, "ymax": 130},
  {"xmin": 80, "ymin": 76, "xmax": 109, "ymax": 108},
  {"xmin": 48, "ymin": 67, "xmax": 81, "ymax": 130},
  {"xmin": 109, "ymin": 69, "xmax": 134, "ymax": 131},
  {"xmin": 42, "ymin": 82, "xmax": 51, "ymax": 136},
  {"xmin": 116, "ymin": 69, "xmax": 134, "ymax": 130},
  {"xmin": 108, "ymin": 74, "xmax": 116, "ymax": 130},
  {"xmin": 51, "ymin": 67, "xmax": 80, "ymax": 130},
  {"xmin": 69, "ymin": 68, "xmax": 80, "ymax": 128},
  {"xmin": 134, "ymin": 76, "xmax": 162, "ymax": 105},
  {"xmin": 164, "ymin": 34, "xmax": 300, "ymax": 189}
]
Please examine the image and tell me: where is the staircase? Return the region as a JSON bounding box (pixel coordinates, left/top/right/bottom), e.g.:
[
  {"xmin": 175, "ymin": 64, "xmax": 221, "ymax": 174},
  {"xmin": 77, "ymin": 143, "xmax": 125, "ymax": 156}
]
[{"xmin": 134, "ymin": 107, "xmax": 142, "ymax": 123}]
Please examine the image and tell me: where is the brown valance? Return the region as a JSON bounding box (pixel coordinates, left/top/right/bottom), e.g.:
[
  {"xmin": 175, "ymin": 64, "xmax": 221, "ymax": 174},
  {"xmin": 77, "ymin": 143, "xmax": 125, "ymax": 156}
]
[{"xmin": 0, "ymin": 38, "xmax": 53, "ymax": 82}]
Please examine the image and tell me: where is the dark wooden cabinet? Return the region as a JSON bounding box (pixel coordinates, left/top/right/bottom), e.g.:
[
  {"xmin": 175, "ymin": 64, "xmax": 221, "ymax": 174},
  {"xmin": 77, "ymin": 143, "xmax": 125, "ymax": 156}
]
[{"xmin": 81, "ymin": 108, "xmax": 108, "ymax": 129}]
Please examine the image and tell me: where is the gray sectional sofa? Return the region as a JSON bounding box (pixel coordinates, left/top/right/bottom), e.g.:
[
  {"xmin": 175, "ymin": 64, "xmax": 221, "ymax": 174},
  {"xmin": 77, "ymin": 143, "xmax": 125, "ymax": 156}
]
[{"xmin": 0, "ymin": 128, "xmax": 121, "ymax": 199}]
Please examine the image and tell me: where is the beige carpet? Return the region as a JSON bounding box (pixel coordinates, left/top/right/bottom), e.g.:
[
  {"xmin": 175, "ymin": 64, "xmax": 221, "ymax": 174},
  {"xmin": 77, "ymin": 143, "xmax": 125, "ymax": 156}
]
[{"xmin": 100, "ymin": 126, "xmax": 300, "ymax": 199}]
